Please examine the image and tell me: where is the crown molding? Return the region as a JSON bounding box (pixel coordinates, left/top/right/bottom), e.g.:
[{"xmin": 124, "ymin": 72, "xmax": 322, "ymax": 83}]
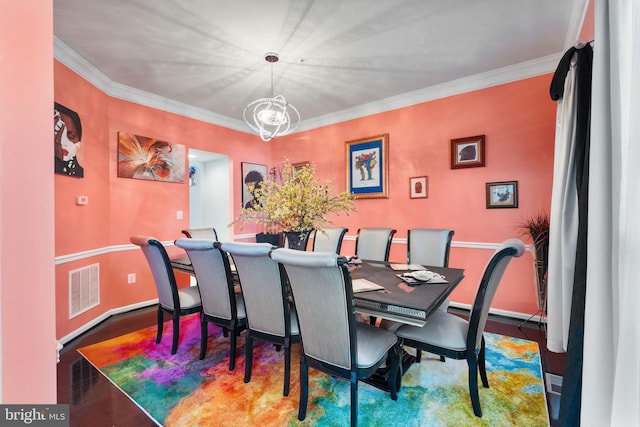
[{"xmin": 55, "ymin": 36, "xmax": 561, "ymax": 135}]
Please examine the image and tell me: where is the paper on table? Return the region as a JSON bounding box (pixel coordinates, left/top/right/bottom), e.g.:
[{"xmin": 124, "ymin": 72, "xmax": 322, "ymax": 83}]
[
  {"xmin": 352, "ymin": 278, "xmax": 385, "ymax": 293},
  {"xmin": 389, "ymin": 263, "xmax": 427, "ymax": 271}
]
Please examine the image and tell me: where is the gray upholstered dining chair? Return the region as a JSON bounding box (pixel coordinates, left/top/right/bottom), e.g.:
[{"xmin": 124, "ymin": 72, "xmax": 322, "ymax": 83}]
[
  {"xmin": 181, "ymin": 227, "xmax": 219, "ymax": 240},
  {"xmin": 130, "ymin": 235, "xmax": 202, "ymax": 355},
  {"xmin": 174, "ymin": 238, "xmax": 247, "ymax": 370},
  {"xmin": 354, "ymin": 227, "xmax": 396, "ymax": 261},
  {"xmin": 220, "ymin": 241, "xmax": 300, "ymax": 396},
  {"xmin": 407, "ymin": 228, "xmax": 454, "ymax": 268},
  {"xmin": 311, "ymin": 226, "xmax": 349, "ymax": 254},
  {"xmin": 270, "ymin": 248, "xmax": 401, "ymax": 427},
  {"xmin": 394, "ymin": 238, "xmax": 525, "ymax": 417}
]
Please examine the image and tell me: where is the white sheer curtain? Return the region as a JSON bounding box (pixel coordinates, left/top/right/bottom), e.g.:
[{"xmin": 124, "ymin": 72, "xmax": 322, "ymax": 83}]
[
  {"xmin": 547, "ymin": 53, "xmax": 580, "ymax": 353},
  {"xmin": 582, "ymin": 0, "xmax": 640, "ymax": 425}
]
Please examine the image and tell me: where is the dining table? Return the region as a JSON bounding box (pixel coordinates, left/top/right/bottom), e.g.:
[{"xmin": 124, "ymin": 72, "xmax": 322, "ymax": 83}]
[{"xmin": 348, "ymin": 259, "xmax": 465, "ymax": 391}]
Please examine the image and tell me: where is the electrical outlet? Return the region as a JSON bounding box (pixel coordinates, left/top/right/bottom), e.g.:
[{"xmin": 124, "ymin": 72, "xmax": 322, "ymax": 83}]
[
  {"xmin": 127, "ymin": 273, "xmax": 136, "ymax": 284},
  {"xmin": 177, "ymin": 210, "xmax": 184, "ymax": 220}
]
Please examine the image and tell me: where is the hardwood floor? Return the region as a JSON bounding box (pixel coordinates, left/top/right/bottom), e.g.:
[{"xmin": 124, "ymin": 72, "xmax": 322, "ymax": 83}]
[{"xmin": 57, "ymin": 305, "xmax": 564, "ymax": 426}]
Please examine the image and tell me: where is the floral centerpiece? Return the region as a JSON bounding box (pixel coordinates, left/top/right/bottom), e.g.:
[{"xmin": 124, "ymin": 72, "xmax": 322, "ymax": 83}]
[{"xmin": 233, "ymin": 159, "xmax": 355, "ymax": 249}]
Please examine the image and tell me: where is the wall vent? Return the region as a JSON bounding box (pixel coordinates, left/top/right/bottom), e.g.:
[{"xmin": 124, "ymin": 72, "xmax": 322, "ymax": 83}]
[{"xmin": 69, "ymin": 263, "xmax": 100, "ymax": 318}]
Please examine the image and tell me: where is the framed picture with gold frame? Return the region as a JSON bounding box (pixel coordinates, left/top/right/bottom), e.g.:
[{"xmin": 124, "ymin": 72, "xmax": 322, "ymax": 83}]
[{"xmin": 346, "ymin": 134, "xmax": 389, "ymax": 199}]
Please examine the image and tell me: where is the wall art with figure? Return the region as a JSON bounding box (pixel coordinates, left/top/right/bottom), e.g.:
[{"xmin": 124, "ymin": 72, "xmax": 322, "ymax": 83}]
[
  {"xmin": 241, "ymin": 162, "xmax": 267, "ymax": 209},
  {"xmin": 345, "ymin": 134, "xmax": 389, "ymax": 199},
  {"xmin": 54, "ymin": 102, "xmax": 84, "ymax": 178}
]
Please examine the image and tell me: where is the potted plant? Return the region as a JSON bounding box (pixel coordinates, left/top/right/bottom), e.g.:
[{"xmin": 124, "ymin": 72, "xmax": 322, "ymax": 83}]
[
  {"xmin": 233, "ymin": 159, "xmax": 355, "ymax": 249},
  {"xmin": 518, "ymin": 211, "xmax": 550, "ymax": 314}
]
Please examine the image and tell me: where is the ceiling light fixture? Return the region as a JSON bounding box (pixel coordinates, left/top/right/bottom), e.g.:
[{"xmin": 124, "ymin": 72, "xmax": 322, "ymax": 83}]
[{"xmin": 243, "ymin": 52, "xmax": 300, "ymax": 142}]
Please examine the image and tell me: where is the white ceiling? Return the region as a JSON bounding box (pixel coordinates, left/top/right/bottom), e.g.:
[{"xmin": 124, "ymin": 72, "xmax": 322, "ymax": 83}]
[{"xmin": 53, "ymin": 0, "xmax": 586, "ymax": 135}]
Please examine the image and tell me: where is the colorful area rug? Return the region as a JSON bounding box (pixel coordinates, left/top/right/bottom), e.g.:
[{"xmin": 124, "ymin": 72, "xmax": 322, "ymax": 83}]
[{"xmin": 79, "ymin": 314, "xmax": 549, "ymax": 426}]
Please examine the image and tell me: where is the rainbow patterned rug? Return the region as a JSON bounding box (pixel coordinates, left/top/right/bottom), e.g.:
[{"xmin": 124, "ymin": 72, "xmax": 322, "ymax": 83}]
[{"xmin": 78, "ymin": 314, "xmax": 549, "ymax": 426}]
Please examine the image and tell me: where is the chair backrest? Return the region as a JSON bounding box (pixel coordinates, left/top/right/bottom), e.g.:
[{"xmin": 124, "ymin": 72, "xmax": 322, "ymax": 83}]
[
  {"xmin": 270, "ymin": 248, "xmax": 355, "ymax": 370},
  {"xmin": 407, "ymin": 228, "xmax": 454, "ymax": 267},
  {"xmin": 220, "ymin": 242, "xmax": 290, "ymax": 337},
  {"xmin": 130, "ymin": 235, "xmax": 179, "ymax": 311},
  {"xmin": 181, "ymin": 227, "xmax": 218, "ymax": 240},
  {"xmin": 467, "ymin": 238, "xmax": 526, "ymax": 350},
  {"xmin": 174, "ymin": 238, "xmax": 236, "ymax": 320},
  {"xmin": 355, "ymin": 228, "xmax": 396, "ymax": 261},
  {"xmin": 312, "ymin": 227, "xmax": 349, "ymax": 254}
]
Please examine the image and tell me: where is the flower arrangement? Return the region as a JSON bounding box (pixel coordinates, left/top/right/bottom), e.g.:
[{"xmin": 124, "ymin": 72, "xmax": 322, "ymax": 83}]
[{"xmin": 233, "ymin": 159, "xmax": 355, "ymax": 234}]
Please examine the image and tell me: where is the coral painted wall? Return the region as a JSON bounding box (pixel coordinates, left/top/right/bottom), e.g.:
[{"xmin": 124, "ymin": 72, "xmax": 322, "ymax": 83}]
[
  {"xmin": 270, "ymin": 75, "xmax": 557, "ymax": 314},
  {"xmin": 54, "ymin": 62, "xmax": 270, "ymax": 338},
  {"xmin": 54, "ymin": 66, "xmax": 556, "ymax": 339}
]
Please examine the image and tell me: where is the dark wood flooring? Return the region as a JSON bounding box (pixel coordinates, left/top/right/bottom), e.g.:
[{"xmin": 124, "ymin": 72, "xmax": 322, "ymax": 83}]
[{"xmin": 57, "ymin": 305, "xmax": 564, "ymax": 426}]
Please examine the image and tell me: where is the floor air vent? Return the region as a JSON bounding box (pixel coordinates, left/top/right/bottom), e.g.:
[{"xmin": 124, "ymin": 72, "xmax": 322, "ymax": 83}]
[
  {"xmin": 545, "ymin": 373, "xmax": 563, "ymax": 395},
  {"xmin": 69, "ymin": 263, "xmax": 100, "ymax": 318}
]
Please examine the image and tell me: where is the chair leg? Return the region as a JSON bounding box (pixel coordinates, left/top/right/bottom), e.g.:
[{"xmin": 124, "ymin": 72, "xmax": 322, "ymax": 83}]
[
  {"xmin": 283, "ymin": 339, "xmax": 291, "ymax": 396},
  {"xmin": 244, "ymin": 335, "xmax": 253, "ymax": 383},
  {"xmin": 229, "ymin": 323, "xmax": 237, "ymax": 371},
  {"xmin": 155, "ymin": 307, "xmax": 164, "ymax": 344},
  {"xmin": 439, "ymin": 355, "xmax": 446, "ymax": 362},
  {"xmin": 298, "ymin": 356, "xmax": 309, "ymax": 421},
  {"xmin": 350, "ymin": 372, "xmax": 358, "ymax": 427},
  {"xmin": 478, "ymin": 336, "xmax": 489, "ymax": 388},
  {"xmin": 171, "ymin": 312, "xmax": 180, "ymax": 355},
  {"xmin": 388, "ymin": 345, "xmax": 400, "ymax": 399},
  {"xmin": 467, "ymin": 354, "xmax": 482, "ymax": 417},
  {"xmin": 199, "ymin": 316, "xmax": 208, "ymax": 360},
  {"xmin": 416, "ymin": 349, "xmax": 422, "ymax": 362}
]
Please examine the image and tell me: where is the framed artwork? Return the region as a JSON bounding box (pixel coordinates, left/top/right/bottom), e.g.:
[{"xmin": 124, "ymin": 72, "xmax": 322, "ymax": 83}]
[
  {"xmin": 486, "ymin": 181, "xmax": 518, "ymax": 208},
  {"xmin": 451, "ymin": 135, "xmax": 485, "ymax": 169},
  {"xmin": 292, "ymin": 161, "xmax": 310, "ymax": 175},
  {"xmin": 346, "ymin": 134, "xmax": 389, "ymax": 199},
  {"xmin": 410, "ymin": 176, "xmax": 428, "ymax": 198},
  {"xmin": 241, "ymin": 162, "xmax": 267, "ymax": 209},
  {"xmin": 117, "ymin": 132, "xmax": 185, "ymax": 183},
  {"xmin": 54, "ymin": 102, "xmax": 84, "ymax": 178}
]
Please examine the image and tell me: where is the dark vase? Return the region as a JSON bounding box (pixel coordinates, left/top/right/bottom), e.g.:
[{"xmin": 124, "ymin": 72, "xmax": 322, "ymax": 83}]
[
  {"xmin": 284, "ymin": 231, "xmax": 310, "ymax": 250},
  {"xmin": 255, "ymin": 232, "xmax": 282, "ymax": 247}
]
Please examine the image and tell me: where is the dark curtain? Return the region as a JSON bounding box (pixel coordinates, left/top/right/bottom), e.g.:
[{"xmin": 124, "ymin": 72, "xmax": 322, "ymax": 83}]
[{"xmin": 549, "ymin": 44, "xmax": 593, "ymax": 427}]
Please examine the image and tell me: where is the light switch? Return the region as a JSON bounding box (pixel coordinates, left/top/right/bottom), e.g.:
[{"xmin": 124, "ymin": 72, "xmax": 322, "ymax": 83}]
[{"xmin": 177, "ymin": 210, "xmax": 184, "ymax": 220}]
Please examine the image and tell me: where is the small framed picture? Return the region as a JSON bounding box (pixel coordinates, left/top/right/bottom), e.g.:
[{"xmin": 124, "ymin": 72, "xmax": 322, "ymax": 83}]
[
  {"xmin": 486, "ymin": 181, "xmax": 518, "ymax": 209},
  {"xmin": 409, "ymin": 176, "xmax": 428, "ymax": 199},
  {"xmin": 451, "ymin": 135, "xmax": 485, "ymax": 169},
  {"xmin": 292, "ymin": 161, "xmax": 310, "ymax": 175}
]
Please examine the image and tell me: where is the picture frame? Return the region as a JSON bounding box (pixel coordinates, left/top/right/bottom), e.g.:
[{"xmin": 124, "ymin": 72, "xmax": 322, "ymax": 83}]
[
  {"xmin": 409, "ymin": 176, "xmax": 428, "ymax": 199},
  {"xmin": 346, "ymin": 134, "xmax": 389, "ymax": 199},
  {"xmin": 451, "ymin": 135, "xmax": 485, "ymax": 169},
  {"xmin": 486, "ymin": 180, "xmax": 518, "ymax": 208},
  {"xmin": 241, "ymin": 162, "xmax": 268, "ymax": 209},
  {"xmin": 117, "ymin": 132, "xmax": 185, "ymax": 183},
  {"xmin": 292, "ymin": 161, "xmax": 310, "ymax": 175}
]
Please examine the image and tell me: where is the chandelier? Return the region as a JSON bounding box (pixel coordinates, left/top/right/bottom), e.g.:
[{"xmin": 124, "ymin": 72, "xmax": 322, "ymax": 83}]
[{"xmin": 243, "ymin": 53, "xmax": 300, "ymax": 142}]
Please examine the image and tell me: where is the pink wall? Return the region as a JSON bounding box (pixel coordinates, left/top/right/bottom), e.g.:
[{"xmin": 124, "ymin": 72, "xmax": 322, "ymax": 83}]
[
  {"xmin": 1, "ymin": 1, "xmax": 57, "ymax": 402},
  {"xmin": 270, "ymin": 75, "xmax": 557, "ymax": 314},
  {"xmin": 54, "ymin": 62, "xmax": 271, "ymax": 338},
  {"xmin": 55, "ymin": 62, "xmax": 556, "ymax": 336}
]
